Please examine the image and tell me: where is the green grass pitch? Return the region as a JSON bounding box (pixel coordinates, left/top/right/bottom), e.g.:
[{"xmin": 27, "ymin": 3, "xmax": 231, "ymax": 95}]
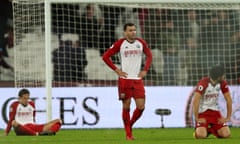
[{"xmin": 1, "ymin": 128, "xmax": 239, "ymax": 144}]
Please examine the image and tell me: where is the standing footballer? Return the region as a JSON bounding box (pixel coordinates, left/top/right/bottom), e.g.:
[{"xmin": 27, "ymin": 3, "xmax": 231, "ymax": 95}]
[
  {"xmin": 193, "ymin": 64, "xmax": 232, "ymax": 139},
  {"xmin": 102, "ymin": 23, "xmax": 152, "ymax": 140}
]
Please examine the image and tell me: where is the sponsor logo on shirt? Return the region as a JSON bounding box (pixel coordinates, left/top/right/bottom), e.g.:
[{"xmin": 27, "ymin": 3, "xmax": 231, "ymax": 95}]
[
  {"xmin": 205, "ymin": 93, "xmax": 218, "ymax": 99},
  {"xmin": 124, "ymin": 50, "xmax": 142, "ymax": 57},
  {"xmin": 136, "ymin": 44, "xmax": 140, "ymax": 48}
]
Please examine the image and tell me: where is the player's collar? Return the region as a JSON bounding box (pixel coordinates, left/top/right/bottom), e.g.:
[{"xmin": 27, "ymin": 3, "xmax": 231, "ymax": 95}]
[
  {"xmin": 210, "ymin": 78, "xmax": 218, "ymax": 87},
  {"xmin": 125, "ymin": 38, "xmax": 135, "ymax": 44},
  {"xmin": 20, "ymin": 103, "xmax": 28, "ymax": 107}
]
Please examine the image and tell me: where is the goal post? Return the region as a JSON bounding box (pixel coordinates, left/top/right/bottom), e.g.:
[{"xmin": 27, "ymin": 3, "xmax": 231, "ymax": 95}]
[
  {"xmin": 12, "ymin": 0, "xmax": 240, "ymax": 121},
  {"xmin": 44, "ymin": 0, "xmax": 52, "ymax": 123}
]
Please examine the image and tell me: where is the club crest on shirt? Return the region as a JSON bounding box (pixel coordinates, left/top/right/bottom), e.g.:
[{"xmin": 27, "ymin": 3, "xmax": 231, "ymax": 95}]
[
  {"xmin": 198, "ymin": 85, "xmax": 203, "ymax": 91},
  {"xmin": 136, "ymin": 44, "xmax": 140, "ymax": 48}
]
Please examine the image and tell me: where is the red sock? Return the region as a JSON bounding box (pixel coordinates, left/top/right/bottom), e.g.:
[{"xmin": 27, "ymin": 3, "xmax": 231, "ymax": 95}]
[
  {"xmin": 122, "ymin": 109, "xmax": 131, "ymax": 137},
  {"xmin": 15, "ymin": 124, "xmax": 37, "ymax": 136},
  {"xmin": 50, "ymin": 122, "xmax": 62, "ymax": 132},
  {"xmin": 130, "ymin": 108, "xmax": 144, "ymax": 127}
]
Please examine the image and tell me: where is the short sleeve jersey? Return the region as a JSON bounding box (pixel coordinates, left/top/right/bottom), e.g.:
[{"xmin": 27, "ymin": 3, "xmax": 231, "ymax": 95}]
[{"xmin": 195, "ymin": 77, "xmax": 230, "ymax": 113}]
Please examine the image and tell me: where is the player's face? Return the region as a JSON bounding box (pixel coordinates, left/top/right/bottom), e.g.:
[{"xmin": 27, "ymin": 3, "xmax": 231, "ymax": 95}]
[
  {"xmin": 216, "ymin": 75, "xmax": 225, "ymax": 83},
  {"xmin": 124, "ymin": 26, "xmax": 136, "ymax": 41},
  {"xmin": 19, "ymin": 94, "xmax": 30, "ymax": 106}
]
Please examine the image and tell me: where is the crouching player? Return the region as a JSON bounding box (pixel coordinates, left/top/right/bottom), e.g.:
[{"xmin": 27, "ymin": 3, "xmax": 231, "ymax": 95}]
[
  {"xmin": 5, "ymin": 88, "xmax": 62, "ymax": 136},
  {"xmin": 193, "ymin": 64, "xmax": 232, "ymax": 139}
]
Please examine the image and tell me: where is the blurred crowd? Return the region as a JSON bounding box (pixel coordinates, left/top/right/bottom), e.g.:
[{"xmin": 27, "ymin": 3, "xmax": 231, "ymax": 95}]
[
  {"xmin": 0, "ymin": 0, "xmax": 14, "ymax": 79},
  {"xmin": 144, "ymin": 9, "xmax": 240, "ymax": 85},
  {"xmin": 51, "ymin": 3, "xmax": 240, "ymax": 85},
  {"xmin": 1, "ymin": 1, "xmax": 240, "ymax": 86}
]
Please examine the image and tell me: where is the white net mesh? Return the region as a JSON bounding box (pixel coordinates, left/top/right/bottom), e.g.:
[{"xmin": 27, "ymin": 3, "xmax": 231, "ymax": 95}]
[
  {"xmin": 13, "ymin": 0, "xmax": 45, "ymax": 87},
  {"xmin": 12, "ymin": 0, "xmax": 240, "ymax": 87}
]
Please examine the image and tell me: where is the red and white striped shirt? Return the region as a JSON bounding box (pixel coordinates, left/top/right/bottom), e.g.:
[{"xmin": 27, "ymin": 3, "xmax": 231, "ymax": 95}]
[{"xmin": 102, "ymin": 38, "xmax": 152, "ymax": 79}]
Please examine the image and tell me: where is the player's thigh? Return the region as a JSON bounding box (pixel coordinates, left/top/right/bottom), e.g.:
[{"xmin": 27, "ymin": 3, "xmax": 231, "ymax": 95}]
[
  {"xmin": 134, "ymin": 98, "xmax": 145, "ymax": 110},
  {"xmin": 122, "ymin": 98, "xmax": 131, "ymax": 109}
]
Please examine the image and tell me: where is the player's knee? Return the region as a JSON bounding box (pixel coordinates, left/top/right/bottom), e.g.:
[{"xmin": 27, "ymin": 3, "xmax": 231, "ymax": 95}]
[
  {"xmin": 219, "ymin": 131, "xmax": 231, "ymax": 138},
  {"xmin": 137, "ymin": 106, "xmax": 145, "ymax": 111},
  {"xmin": 56, "ymin": 119, "xmax": 63, "ymax": 124},
  {"xmin": 52, "ymin": 118, "xmax": 62, "ymax": 124},
  {"xmin": 195, "ymin": 132, "xmax": 207, "ymax": 139},
  {"xmin": 218, "ymin": 127, "xmax": 231, "ymax": 138},
  {"xmin": 136, "ymin": 104, "xmax": 145, "ymax": 110},
  {"xmin": 222, "ymin": 133, "xmax": 231, "ymax": 138},
  {"xmin": 11, "ymin": 120, "xmax": 19, "ymax": 127}
]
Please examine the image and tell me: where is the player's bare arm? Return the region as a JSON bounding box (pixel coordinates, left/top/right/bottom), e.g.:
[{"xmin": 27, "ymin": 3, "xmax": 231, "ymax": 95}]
[
  {"xmin": 218, "ymin": 92, "xmax": 232, "ymax": 124},
  {"xmin": 193, "ymin": 92, "xmax": 206, "ymax": 123}
]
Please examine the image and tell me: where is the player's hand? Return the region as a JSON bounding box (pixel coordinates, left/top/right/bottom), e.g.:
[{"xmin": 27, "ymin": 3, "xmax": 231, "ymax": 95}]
[
  {"xmin": 218, "ymin": 117, "xmax": 230, "ymax": 124},
  {"xmin": 197, "ymin": 118, "xmax": 206, "ymax": 124},
  {"xmin": 138, "ymin": 70, "xmax": 147, "ymax": 78},
  {"xmin": 115, "ymin": 68, "xmax": 128, "ymax": 78}
]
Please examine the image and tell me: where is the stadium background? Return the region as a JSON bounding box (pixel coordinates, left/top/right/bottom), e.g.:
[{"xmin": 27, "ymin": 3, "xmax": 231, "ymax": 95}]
[{"xmin": 0, "ymin": 0, "xmax": 240, "ymax": 131}]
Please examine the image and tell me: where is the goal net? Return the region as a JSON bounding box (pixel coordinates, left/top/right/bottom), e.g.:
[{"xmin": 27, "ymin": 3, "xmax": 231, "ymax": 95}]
[{"xmin": 12, "ymin": 0, "xmax": 240, "ymax": 87}]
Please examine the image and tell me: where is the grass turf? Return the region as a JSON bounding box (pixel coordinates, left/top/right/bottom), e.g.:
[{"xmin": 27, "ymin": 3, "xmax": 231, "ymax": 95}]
[{"xmin": 0, "ymin": 128, "xmax": 239, "ymax": 144}]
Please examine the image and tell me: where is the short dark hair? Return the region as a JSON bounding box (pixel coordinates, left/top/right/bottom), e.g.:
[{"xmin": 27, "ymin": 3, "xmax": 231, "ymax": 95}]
[
  {"xmin": 18, "ymin": 89, "xmax": 30, "ymax": 97},
  {"xmin": 86, "ymin": 4, "xmax": 93, "ymax": 11},
  {"xmin": 209, "ymin": 64, "xmax": 225, "ymax": 80},
  {"xmin": 123, "ymin": 23, "xmax": 136, "ymax": 31}
]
